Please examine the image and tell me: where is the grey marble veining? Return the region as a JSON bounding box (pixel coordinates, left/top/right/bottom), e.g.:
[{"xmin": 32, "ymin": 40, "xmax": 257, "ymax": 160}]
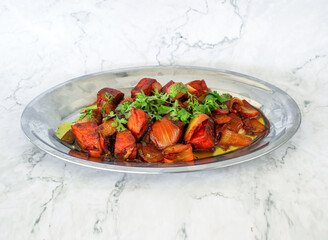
[{"xmin": 0, "ymin": 0, "xmax": 328, "ymax": 239}]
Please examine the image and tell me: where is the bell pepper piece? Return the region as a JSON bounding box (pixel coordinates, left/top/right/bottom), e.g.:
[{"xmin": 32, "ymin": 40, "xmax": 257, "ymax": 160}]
[
  {"xmin": 184, "ymin": 113, "xmax": 209, "ymax": 142},
  {"xmin": 189, "ymin": 119, "xmax": 215, "ymax": 149}
]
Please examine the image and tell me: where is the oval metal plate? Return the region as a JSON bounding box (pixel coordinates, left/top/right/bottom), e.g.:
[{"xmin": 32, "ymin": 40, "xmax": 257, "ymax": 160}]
[{"xmin": 21, "ymin": 66, "xmax": 301, "ymax": 173}]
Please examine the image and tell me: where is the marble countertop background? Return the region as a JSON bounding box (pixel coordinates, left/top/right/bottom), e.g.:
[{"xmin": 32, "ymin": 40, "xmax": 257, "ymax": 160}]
[{"xmin": 1, "ymin": 0, "xmax": 328, "ymax": 239}]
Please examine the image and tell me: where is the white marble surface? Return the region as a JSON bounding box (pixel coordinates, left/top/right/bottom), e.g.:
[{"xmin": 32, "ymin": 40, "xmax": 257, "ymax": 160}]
[{"xmin": 1, "ymin": 0, "xmax": 328, "ymax": 239}]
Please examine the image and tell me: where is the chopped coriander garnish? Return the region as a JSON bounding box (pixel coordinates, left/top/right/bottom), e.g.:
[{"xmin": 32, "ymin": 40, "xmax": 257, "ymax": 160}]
[
  {"xmin": 111, "ymin": 117, "xmax": 128, "ymax": 132},
  {"xmin": 102, "ymin": 111, "xmax": 128, "ymax": 132},
  {"xmin": 206, "ymin": 91, "xmax": 231, "ymax": 103},
  {"xmin": 79, "ymin": 108, "xmax": 96, "ymax": 120},
  {"xmin": 101, "ymin": 93, "xmax": 114, "ymax": 115},
  {"xmin": 103, "ymin": 92, "xmax": 114, "ymax": 102},
  {"xmin": 107, "ymin": 87, "xmax": 232, "ymax": 128},
  {"xmin": 169, "ymin": 83, "xmax": 188, "ymax": 100}
]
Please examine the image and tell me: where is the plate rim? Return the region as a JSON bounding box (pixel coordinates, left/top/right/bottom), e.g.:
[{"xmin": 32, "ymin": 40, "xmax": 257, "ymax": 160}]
[{"xmin": 21, "ymin": 65, "xmax": 302, "ymax": 174}]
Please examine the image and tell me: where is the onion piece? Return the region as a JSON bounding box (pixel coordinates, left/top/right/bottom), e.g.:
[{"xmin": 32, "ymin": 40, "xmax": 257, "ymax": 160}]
[
  {"xmin": 163, "ymin": 144, "xmax": 194, "ymax": 162},
  {"xmin": 218, "ymin": 129, "xmax": 252, "ymax": 146},
  {"xmin": 150, "ymin": 117, "xmax": 183, "ymax": 149}
]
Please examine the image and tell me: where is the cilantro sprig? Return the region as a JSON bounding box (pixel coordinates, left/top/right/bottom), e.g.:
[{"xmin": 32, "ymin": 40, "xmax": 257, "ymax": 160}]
[
  {"xmin": 97, "ymin": 85, "xmax": 232, "ymax": 131},
  {"xmin": 101, "ymin": 93, "xmax": 114, "ymax": 115},
  {"xmin": 206, "ymin": 91, "xmax": 231, "ymax": 103},
  {"xmin": 103, "ymin": 111, "xmax": 128, "ymax": 132},
  {"xmin": 186, "ymin": 91, "xmax": 229, "ymax": 116},
  {"xmin": 169, "ymin": 83, "xmax": 188, "ymax": 100},
  {"xmin": 79, "ymin": 108, "xmax": 97, "ymax": 120}
]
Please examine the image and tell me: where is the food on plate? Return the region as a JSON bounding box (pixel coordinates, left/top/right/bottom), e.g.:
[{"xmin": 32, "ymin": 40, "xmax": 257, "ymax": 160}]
[{"xmin": 58, "ymin": 78, "xmax": 268, "ymax": 163}]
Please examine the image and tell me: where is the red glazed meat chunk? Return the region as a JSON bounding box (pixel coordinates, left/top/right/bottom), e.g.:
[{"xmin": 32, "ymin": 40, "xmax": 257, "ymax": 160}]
[
  {"xmin": 131, "ymin": 78, "xmax": 162, "ymax": 98},
  {"xmin": 71, "ymin": 122, "xmax": 103, "ymax": 156},
  {"xmin": 127, "ymin": 107, "xmax": 149, "ymax": 141},
  {"xmin": 114, "ymin": 130, "xmax": 137, "ymax": 159},
  {"xmin": 97, "ymin": 88, "xmax": 124, "ymax": 113},
  {"xmin": 162, "ymin": 81, "xmax": 187, "ymax": 100},
  {"xmin": 99, "ymin": 133, "xmax": 111, "ymax": 153},
  {"xmin": 186, "ymin": 80, "xmax": 209, "ymax": 98},
  {"xmin": 161, "ymin": 80, "xmax": 175, "ymax": 94}
]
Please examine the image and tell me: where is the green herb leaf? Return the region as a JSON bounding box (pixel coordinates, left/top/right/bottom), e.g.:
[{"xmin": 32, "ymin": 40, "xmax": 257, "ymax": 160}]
[
  {"xmin": 206, "ymin": 91, "xmax": 231, "ymax": 103},
  {"xmin": 112, "ymin": 117, "xmax": 128, "ymax": 132},
  {"xmin": 157, "ymin": 105, "xmax": 172, "ymax": 115},
  {"xmin": 177, "ymin": 108, "xmax": 191, "ymax": 124},
  {"xmin": 102, "ymin": 111, "xmax": 115, "ymax": 122},
  {"xmin": 169, "ymin": 83, "xmax": 188, "ymax": 100},
  {"xmin": 103, "ymin": 92, "xmax": 114, "ymax": 103},
  {"xmin": 79, "ymin": 109, "xmax": 95, "ymax": 120}
]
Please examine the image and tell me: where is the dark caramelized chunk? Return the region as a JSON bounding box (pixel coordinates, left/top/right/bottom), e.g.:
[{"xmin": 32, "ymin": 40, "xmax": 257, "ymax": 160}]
[
  {"xmin": 226, "ymin": 98, "xmax": 244, "ymax": 113},
  {"xmin": 131, "ymin": 78, "xmax": 162, "ymax": 98},
  {"xmin": 162, "ymin": 81, "xmax": 186, "ymax": 100},
  {"xmin": 223, "ymin": 113, "xmax": 243, "ymax": 133},
  {"xmin": 212, "ymin": 113, "xmax": 232, "ymax": 125},
  {"xmin": 97, "ymin": 88, "xmax": 124, "ymax": 113},
  {"xmin": 99, "ymin": 134, "xmax": 111, "ymax": 153},
  {"xmin": 71, "ymin": 122, "xmax": 103, "ymax": 155},
  {"xmin": 162, "ymin": 144, "xmax": 194, "ymax": 162},
  {"xmin": 189, "ymin": 119, "xmax": 215, "ymax": 149},
  {"xmin": 243, "ymin": 118, "xmax": 266, "ymax": 134},
  {"xmin": 61, "ymin": 129, "xmax": 75, "ymax": 144},
  {"xmin": 161, "ymin": 80, "xmax": 175, "ymax": 94},
  {"xmin": 235, "ymin": 100, "xmax": 260, "ymax": 118},
  {"xmin": 120, "ymin": 97, "xmax": 134, "ymax": 105},
  {"xmin": 127, "ymin": 107, "xmax": 149, "ymax": 141},
  {"xmin": 186, "ymin": 80, "xmax": 209, "ymax": 98},
  {"xmin": 152, "ymin": 81, "xmax": 162, "ymax": 93},
  {"xmin": 138, "ymin": 143, "xmax": 163, "ymax": 163},
  {"xmin": 114, "ymin": 130, "xmax": 137, "ymax": 159},
  {"xmin": 69, "ymin": 149, "xmax": 89, "ymax": 160},
  {"xmin": 97, "ymin": 118, "xmax": 117, "ymax": 137},
  {"xmin": 77, "ymin": 108, "xmax": 102, "ymax": 124},
  {"xmin": 214, "ymin": 107, "xmax": 229, "ymax": 115},
  {"xmin": 178, "ymin": 100, "xmax": 188, "ymax": 109},
  {"xmin": 150, "ymin": 116, "xmax": 183, "ymax": 150},
  {"xmin": 218, "ymin": 129, "xmax": 252, "ymax": 146}
]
